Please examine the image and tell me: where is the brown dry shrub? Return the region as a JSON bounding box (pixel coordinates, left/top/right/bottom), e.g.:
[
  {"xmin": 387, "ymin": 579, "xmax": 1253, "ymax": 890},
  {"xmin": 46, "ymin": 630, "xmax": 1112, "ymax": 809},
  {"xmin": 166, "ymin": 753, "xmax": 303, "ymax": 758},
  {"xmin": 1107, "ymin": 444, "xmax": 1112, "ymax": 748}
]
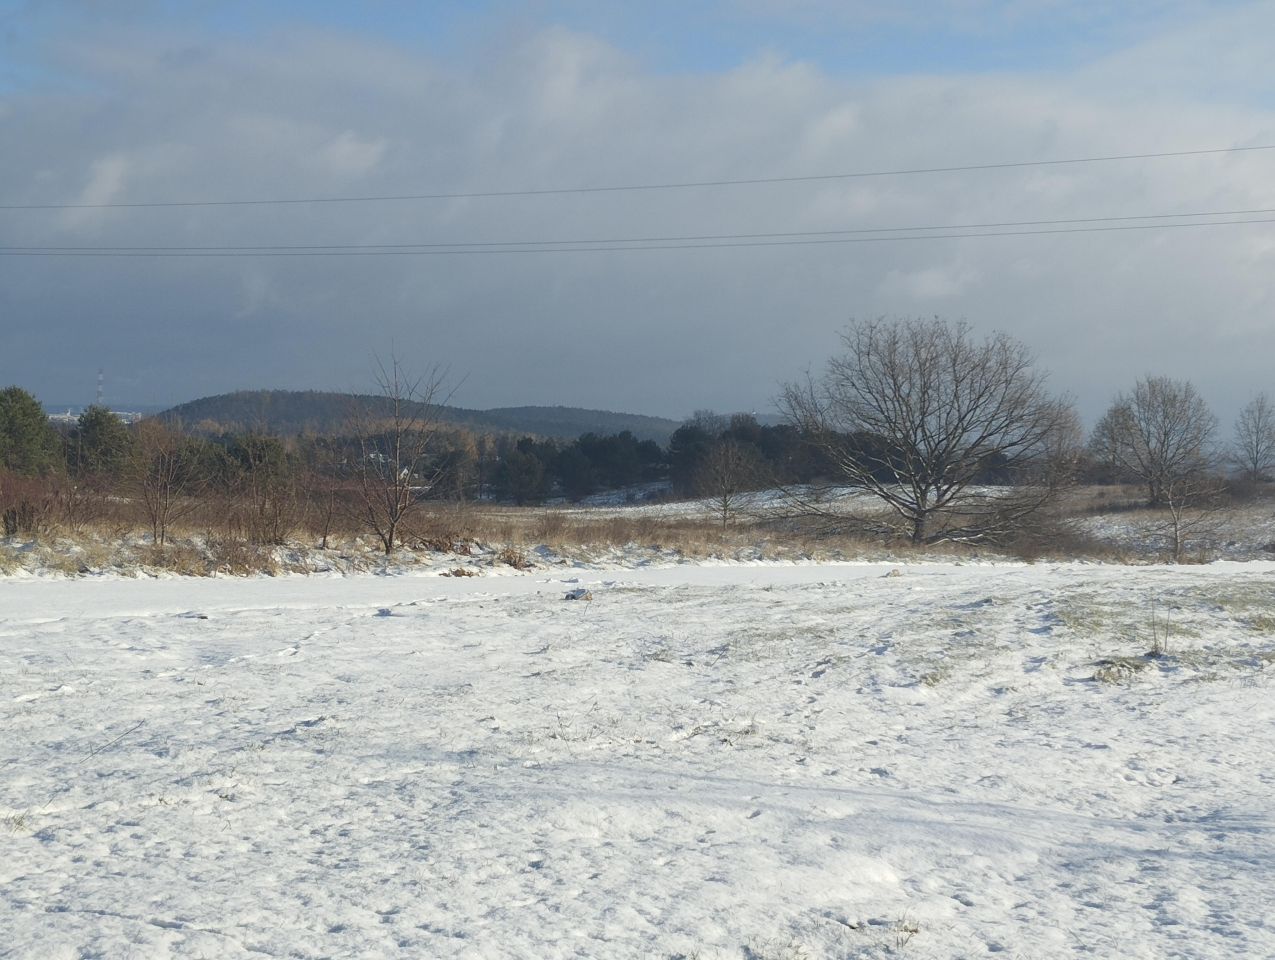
[
  {"xmin": 404, "ymin": 504, "xmax": 482, "ymax": 554},
  {"xmin": 1001, "ymin": 516, "xmax": 1137, "ymax": 563},
  {"xmin": 496, "ymin": 546, "xmax": 533, "ymax": 570},
  {"xmin": 0, "ymin": 472, "xmax": 58, "ymax": 537},
  {"xmin": 138, "ymin": 542, "xmax": 209, "ymax": 576},
  {"xmin": 413, "ymin": 530, "xmax": 475, "ymax": 554},
  {"xmin": 205, "ymin": 536, "xmax": 280, "ymax": 576}
]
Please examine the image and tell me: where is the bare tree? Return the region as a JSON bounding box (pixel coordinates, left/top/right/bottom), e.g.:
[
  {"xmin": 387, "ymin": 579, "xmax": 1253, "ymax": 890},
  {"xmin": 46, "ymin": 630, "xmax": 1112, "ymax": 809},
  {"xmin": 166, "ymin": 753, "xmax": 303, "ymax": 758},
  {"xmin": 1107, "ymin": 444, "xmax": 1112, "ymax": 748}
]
[
  {"xmin": 299, "ymin": 436, "xmax": 347, "ymax": 550},
  {"xmin": 780, "ymin": 317, "xmax": 1076, "ymax": 544},
  {"xmin": 1161, "ymin": 469, "xmax": 1228, "ymax": 563},
  {"xmin": 693, "ymin": 437, "xmax": 768, "ymax": 529},
  {"xmin": 347, "ymin": 356, "xmax": 449, "ymax": 555},
  {"xmin": 131, "ymin": 420, "xmax": 206, "ymax": 547},
  {"xmin": 1090, "ymin": 376, "xmax": 1216, "ymax": 507},
  {"xmin": 231, "ymin": 433, "xmax": 303, "ymax": 545},
  {"xmin": 1232, "ymin": 392, "xmax": 1275, "ymax": 487}
]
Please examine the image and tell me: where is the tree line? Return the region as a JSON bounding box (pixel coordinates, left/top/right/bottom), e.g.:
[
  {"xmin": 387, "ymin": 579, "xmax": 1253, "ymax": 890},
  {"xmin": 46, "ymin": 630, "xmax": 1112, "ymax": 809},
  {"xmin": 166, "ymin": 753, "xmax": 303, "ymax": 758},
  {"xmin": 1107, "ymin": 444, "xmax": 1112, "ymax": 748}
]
[
  {"xmin": 2, "ymin": 318, "xmax": 1273, "ymax": 556},
  {"xmin": 0, "ymin": 389, "xmax": 789, "ymax": 533}
]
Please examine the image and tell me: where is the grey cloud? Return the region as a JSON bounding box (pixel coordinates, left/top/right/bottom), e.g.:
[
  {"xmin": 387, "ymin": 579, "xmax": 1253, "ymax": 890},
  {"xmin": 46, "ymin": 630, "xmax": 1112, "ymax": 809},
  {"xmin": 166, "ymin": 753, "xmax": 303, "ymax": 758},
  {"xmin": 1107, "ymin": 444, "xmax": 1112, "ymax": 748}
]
[
  {"xmin": 1, "ymin": 15, "xmax": 1273, "ymax": 426},
  {"xmin": 728, "ymin": 0, "xmax": 1252, "ymax": 31}
]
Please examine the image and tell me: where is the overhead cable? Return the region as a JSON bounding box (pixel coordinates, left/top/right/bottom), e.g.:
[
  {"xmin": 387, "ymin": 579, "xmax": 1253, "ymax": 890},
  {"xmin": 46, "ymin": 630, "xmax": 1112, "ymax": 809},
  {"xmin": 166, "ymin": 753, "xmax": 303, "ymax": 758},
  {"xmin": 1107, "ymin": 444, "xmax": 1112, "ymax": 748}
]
[
  {"xmin": 4, "ymin": 215, "xmax": 1275, "ymax": 256},
  {"xmin": 4, "ymin": 204, "xmax": 1275, "ymax": 252},
  {"xmin": 2, "ymin": 143, "xmax": 1271, "ymax": 210}
]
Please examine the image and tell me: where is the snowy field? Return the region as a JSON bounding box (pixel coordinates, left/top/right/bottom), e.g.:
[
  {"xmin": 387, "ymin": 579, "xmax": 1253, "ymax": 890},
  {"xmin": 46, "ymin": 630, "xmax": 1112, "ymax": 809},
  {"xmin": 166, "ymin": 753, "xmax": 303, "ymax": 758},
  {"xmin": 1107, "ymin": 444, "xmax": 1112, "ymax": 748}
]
[
  {"xmin": 1070, "ymin": 505, "xmax": 1275, "ymax": 561},
  {"xmin": 4, "ymin": 561, "xmax": 1275, "ymax": 958}
]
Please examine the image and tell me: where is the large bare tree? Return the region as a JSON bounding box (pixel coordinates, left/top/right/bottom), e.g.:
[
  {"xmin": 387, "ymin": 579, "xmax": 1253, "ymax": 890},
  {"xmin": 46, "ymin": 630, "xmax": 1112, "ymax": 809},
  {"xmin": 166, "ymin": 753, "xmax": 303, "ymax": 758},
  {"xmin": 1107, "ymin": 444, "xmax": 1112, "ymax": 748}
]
[
  {"xmin": 1090, "ymin": 376, "xmax": 1216, "ymax": 507},
  {"xmin": 781, "ymin": 317, "xmax": 1076, "ymax": 544}
]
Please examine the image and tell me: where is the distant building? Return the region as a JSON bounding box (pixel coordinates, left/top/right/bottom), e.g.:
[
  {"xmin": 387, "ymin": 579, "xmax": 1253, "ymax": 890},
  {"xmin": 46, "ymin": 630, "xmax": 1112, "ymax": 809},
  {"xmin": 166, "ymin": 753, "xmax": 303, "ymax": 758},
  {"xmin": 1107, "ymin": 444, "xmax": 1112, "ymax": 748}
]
[{"xmin": 47, "ymin": 408, "xmax": 144, "ymax": 426}]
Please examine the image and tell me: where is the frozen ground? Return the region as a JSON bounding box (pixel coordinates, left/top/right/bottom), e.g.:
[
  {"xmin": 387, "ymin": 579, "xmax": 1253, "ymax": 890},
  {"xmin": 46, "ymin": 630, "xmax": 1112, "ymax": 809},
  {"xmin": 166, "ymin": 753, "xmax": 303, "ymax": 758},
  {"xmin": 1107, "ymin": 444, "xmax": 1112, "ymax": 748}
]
[
  {"xmin": 562, "ymin": 483, "xmax": 881, "ymax": 521},
  {"xmin": 3, "ymin": 561, "xmax": 1275, "ymax": 958},
  {"xmin": 1070, "ymin": 503, "xmax": 1275, "ymax": 561}
]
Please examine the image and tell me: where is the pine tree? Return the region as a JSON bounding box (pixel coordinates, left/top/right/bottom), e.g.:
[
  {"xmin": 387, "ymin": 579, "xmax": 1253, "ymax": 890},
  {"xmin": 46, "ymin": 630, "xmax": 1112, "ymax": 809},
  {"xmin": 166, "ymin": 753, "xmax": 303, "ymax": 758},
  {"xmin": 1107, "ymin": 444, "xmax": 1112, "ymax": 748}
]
[
  {"xmin": 73, "ymin": 405, "xmax": 134, "ymax": 479},
  {"xmin": 0, "ymin": 386, "xmax": 60, "ymax": 475}
]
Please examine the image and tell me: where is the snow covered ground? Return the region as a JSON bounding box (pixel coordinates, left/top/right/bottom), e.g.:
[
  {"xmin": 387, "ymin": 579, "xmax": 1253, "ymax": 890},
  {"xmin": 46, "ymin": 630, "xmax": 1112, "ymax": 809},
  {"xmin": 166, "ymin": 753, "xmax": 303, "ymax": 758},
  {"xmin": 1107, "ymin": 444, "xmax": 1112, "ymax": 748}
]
[
  {"xmin": 1070, "ymin": 503, "xmax": 1275, "ymax": 561},
  {"xmin": 4, "ymin": 561, "xmax": 1275, "ymax": 958},
  {"xmin": 562, "ymin": 483, "xmax": 883, "ymax": 521}
]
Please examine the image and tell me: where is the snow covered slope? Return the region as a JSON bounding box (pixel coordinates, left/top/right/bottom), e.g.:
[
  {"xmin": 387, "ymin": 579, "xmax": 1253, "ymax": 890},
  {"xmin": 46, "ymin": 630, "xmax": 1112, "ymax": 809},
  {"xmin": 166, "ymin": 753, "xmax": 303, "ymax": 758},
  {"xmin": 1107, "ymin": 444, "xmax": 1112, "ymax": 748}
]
[{"xmin": 3, "ymin": 562, "xmax": 1274, "ymax": 958}]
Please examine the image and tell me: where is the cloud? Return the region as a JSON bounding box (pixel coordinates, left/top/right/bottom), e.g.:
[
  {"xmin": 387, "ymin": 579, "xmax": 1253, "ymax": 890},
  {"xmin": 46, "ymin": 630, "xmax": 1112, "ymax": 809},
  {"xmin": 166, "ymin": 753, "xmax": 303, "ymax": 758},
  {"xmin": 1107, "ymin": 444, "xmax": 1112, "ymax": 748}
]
[
  {"xmin": 880, "ymin": 262, "xmax": 981, "ymax": 300},
  {"xmin": 315, "ymin": 130, "xmax": 389, "ymax": 178},
  {"xmin": 1074, "ymin": 2, "xmax": 1275, "ymax": 105},
  {"xmin": 728, "ymin": 0, "xmax": 1251, "ymax": 32},
  {"xmin": 1, "ymin": 10, "xmax": 1273, "ymax": 426},
  {"xmin": 56, "ymin": 151, "xmax": 129, "ymax": 231}
]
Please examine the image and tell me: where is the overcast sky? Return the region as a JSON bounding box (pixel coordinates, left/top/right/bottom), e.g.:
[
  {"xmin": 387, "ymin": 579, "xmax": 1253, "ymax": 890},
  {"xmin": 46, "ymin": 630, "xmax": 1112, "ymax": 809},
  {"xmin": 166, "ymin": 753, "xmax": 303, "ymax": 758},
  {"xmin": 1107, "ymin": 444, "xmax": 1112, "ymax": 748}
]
[{"xmin": 2, "ymin": 0, "xmax": 1273, "ymax": 425}]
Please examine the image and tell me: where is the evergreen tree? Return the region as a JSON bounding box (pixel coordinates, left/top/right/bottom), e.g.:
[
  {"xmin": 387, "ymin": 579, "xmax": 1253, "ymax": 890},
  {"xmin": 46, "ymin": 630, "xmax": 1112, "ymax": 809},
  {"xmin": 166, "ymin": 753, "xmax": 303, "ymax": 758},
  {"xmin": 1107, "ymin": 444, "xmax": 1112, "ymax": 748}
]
[
  {"xmin": 667, "ymin": 422, "xmax": 716, "ymax": 495},
  {"xmin": 498, "ymin": 444, "xmax": 549, "ymax": 505},
  {"xmin": 72, "ymin": 405, "xmax": 134, "ymax": 479},
  {"xmin": 556, "ymin": 446, "xmax": 597, "ymax": 501},
  {"xmin": 0, "ymin": 386, "xmax": 60, "ymax": 475}
]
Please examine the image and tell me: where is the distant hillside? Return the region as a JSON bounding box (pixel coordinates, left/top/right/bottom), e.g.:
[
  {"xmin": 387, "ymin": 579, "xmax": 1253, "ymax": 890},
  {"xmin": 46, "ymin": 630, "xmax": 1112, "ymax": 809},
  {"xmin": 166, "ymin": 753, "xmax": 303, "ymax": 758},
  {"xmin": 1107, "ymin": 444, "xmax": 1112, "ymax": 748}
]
[
  {"xmin": 157, "ymin": 390, "xmax": 682, "ymax": 444},
  {"xmin": 474, "ymin": 406, "xmax": 682, "ymax": 443}
]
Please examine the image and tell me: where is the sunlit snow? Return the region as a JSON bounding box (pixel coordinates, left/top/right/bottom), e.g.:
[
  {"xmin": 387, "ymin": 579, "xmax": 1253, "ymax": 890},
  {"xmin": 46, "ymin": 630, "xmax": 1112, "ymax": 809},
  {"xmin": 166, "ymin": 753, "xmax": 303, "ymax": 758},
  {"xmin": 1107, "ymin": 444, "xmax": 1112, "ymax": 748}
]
[{"xmin": 4, "ymin": 562, "xmax": 1274, "ymax": 957}]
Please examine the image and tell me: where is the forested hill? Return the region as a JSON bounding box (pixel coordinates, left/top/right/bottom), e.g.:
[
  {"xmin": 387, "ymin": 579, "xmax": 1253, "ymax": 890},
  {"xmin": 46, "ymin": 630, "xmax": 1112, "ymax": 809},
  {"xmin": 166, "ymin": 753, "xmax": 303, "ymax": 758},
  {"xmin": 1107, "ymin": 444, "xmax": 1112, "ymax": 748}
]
[{"xmin": 158, "ymin": 390, "xmax": 682, "ymax": 444}]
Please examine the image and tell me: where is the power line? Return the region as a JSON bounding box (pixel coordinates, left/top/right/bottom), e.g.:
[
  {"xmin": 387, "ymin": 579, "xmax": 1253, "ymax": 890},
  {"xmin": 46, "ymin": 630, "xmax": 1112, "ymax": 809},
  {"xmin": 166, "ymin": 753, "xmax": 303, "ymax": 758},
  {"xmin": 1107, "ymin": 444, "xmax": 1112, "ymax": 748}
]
[
  {"xmin": 4, "ymin": 205, "xmax": 1274, "ymax": 253},
  {"xmin": 3, "ymin": 214, "xmax": 1275, "ymax": 256},
  {"xmin": 2, "ymin": 143, "xmax": 1271, "ymax": 211}
]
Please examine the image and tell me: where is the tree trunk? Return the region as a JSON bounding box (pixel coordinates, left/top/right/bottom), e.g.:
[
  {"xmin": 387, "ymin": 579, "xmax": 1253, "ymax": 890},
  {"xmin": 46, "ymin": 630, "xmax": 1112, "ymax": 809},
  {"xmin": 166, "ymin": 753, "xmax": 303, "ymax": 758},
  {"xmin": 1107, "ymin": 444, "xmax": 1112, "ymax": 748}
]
[{"xmin": 910, "ymin": 514, "xmax": 927, "ymax": 544}]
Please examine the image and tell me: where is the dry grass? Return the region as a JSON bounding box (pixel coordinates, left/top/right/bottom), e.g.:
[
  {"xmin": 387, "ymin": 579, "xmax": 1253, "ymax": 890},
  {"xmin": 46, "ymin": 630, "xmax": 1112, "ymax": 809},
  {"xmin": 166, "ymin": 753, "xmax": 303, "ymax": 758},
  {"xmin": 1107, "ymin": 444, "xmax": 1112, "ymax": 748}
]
[
  {"xmin": 0, "ymin": 504, "xmax": 891, "ymax": 577},
  {"xmin": 5, "ymin": 479, "xmax": 1268, "ymax": 577},
  {"xmin": 0, "ymin": 545, "xmax": 22, "ymax": 575},
  {"xmin": 1001, "ymin": 517, "xmax": 1142, "ymax": 564},
  {"xmin": 1063, "ymin": 484, "xmax": 1149, "ymax": 514},
  {"xmin": 204, "ymin": 537, "xmax": 283, "ymax": 577}
]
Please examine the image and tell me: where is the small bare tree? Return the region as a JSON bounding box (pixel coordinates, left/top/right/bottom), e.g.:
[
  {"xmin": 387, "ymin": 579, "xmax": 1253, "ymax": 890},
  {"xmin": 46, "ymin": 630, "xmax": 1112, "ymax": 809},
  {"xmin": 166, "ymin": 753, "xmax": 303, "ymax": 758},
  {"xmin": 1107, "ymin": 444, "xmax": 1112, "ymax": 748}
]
[
  {"xmin": 694, "ymin": 437, "xmax": 768, "ymax": 529},
  {"xmin": 1161, "ymin": 469, "xmax": 1228, "ymax": 563},
  {"xmin": 347, "ymin": 356, "xmax": 449, "ymax": 555},
  {"xmin": 780, "ymin": 317, "xmax": 1076, "ymax": 544},
  {"xmin": 231, "ymin": 434, "xmax": 303, "ymax": 545},
  {"xmin": 299, "ymin": 436, "xmax": 347, "ymax": 550},
  {"xmin": 131, "ymin": 420, "xmax": 206, "ymax": 547},
  {"xmin": 1090, "ymin": 376, "xmax": 1216, "ymax": 507},
  {"xmin": 1232, "ymin": 392, "xmax": 1275, "ymax": 487}
]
